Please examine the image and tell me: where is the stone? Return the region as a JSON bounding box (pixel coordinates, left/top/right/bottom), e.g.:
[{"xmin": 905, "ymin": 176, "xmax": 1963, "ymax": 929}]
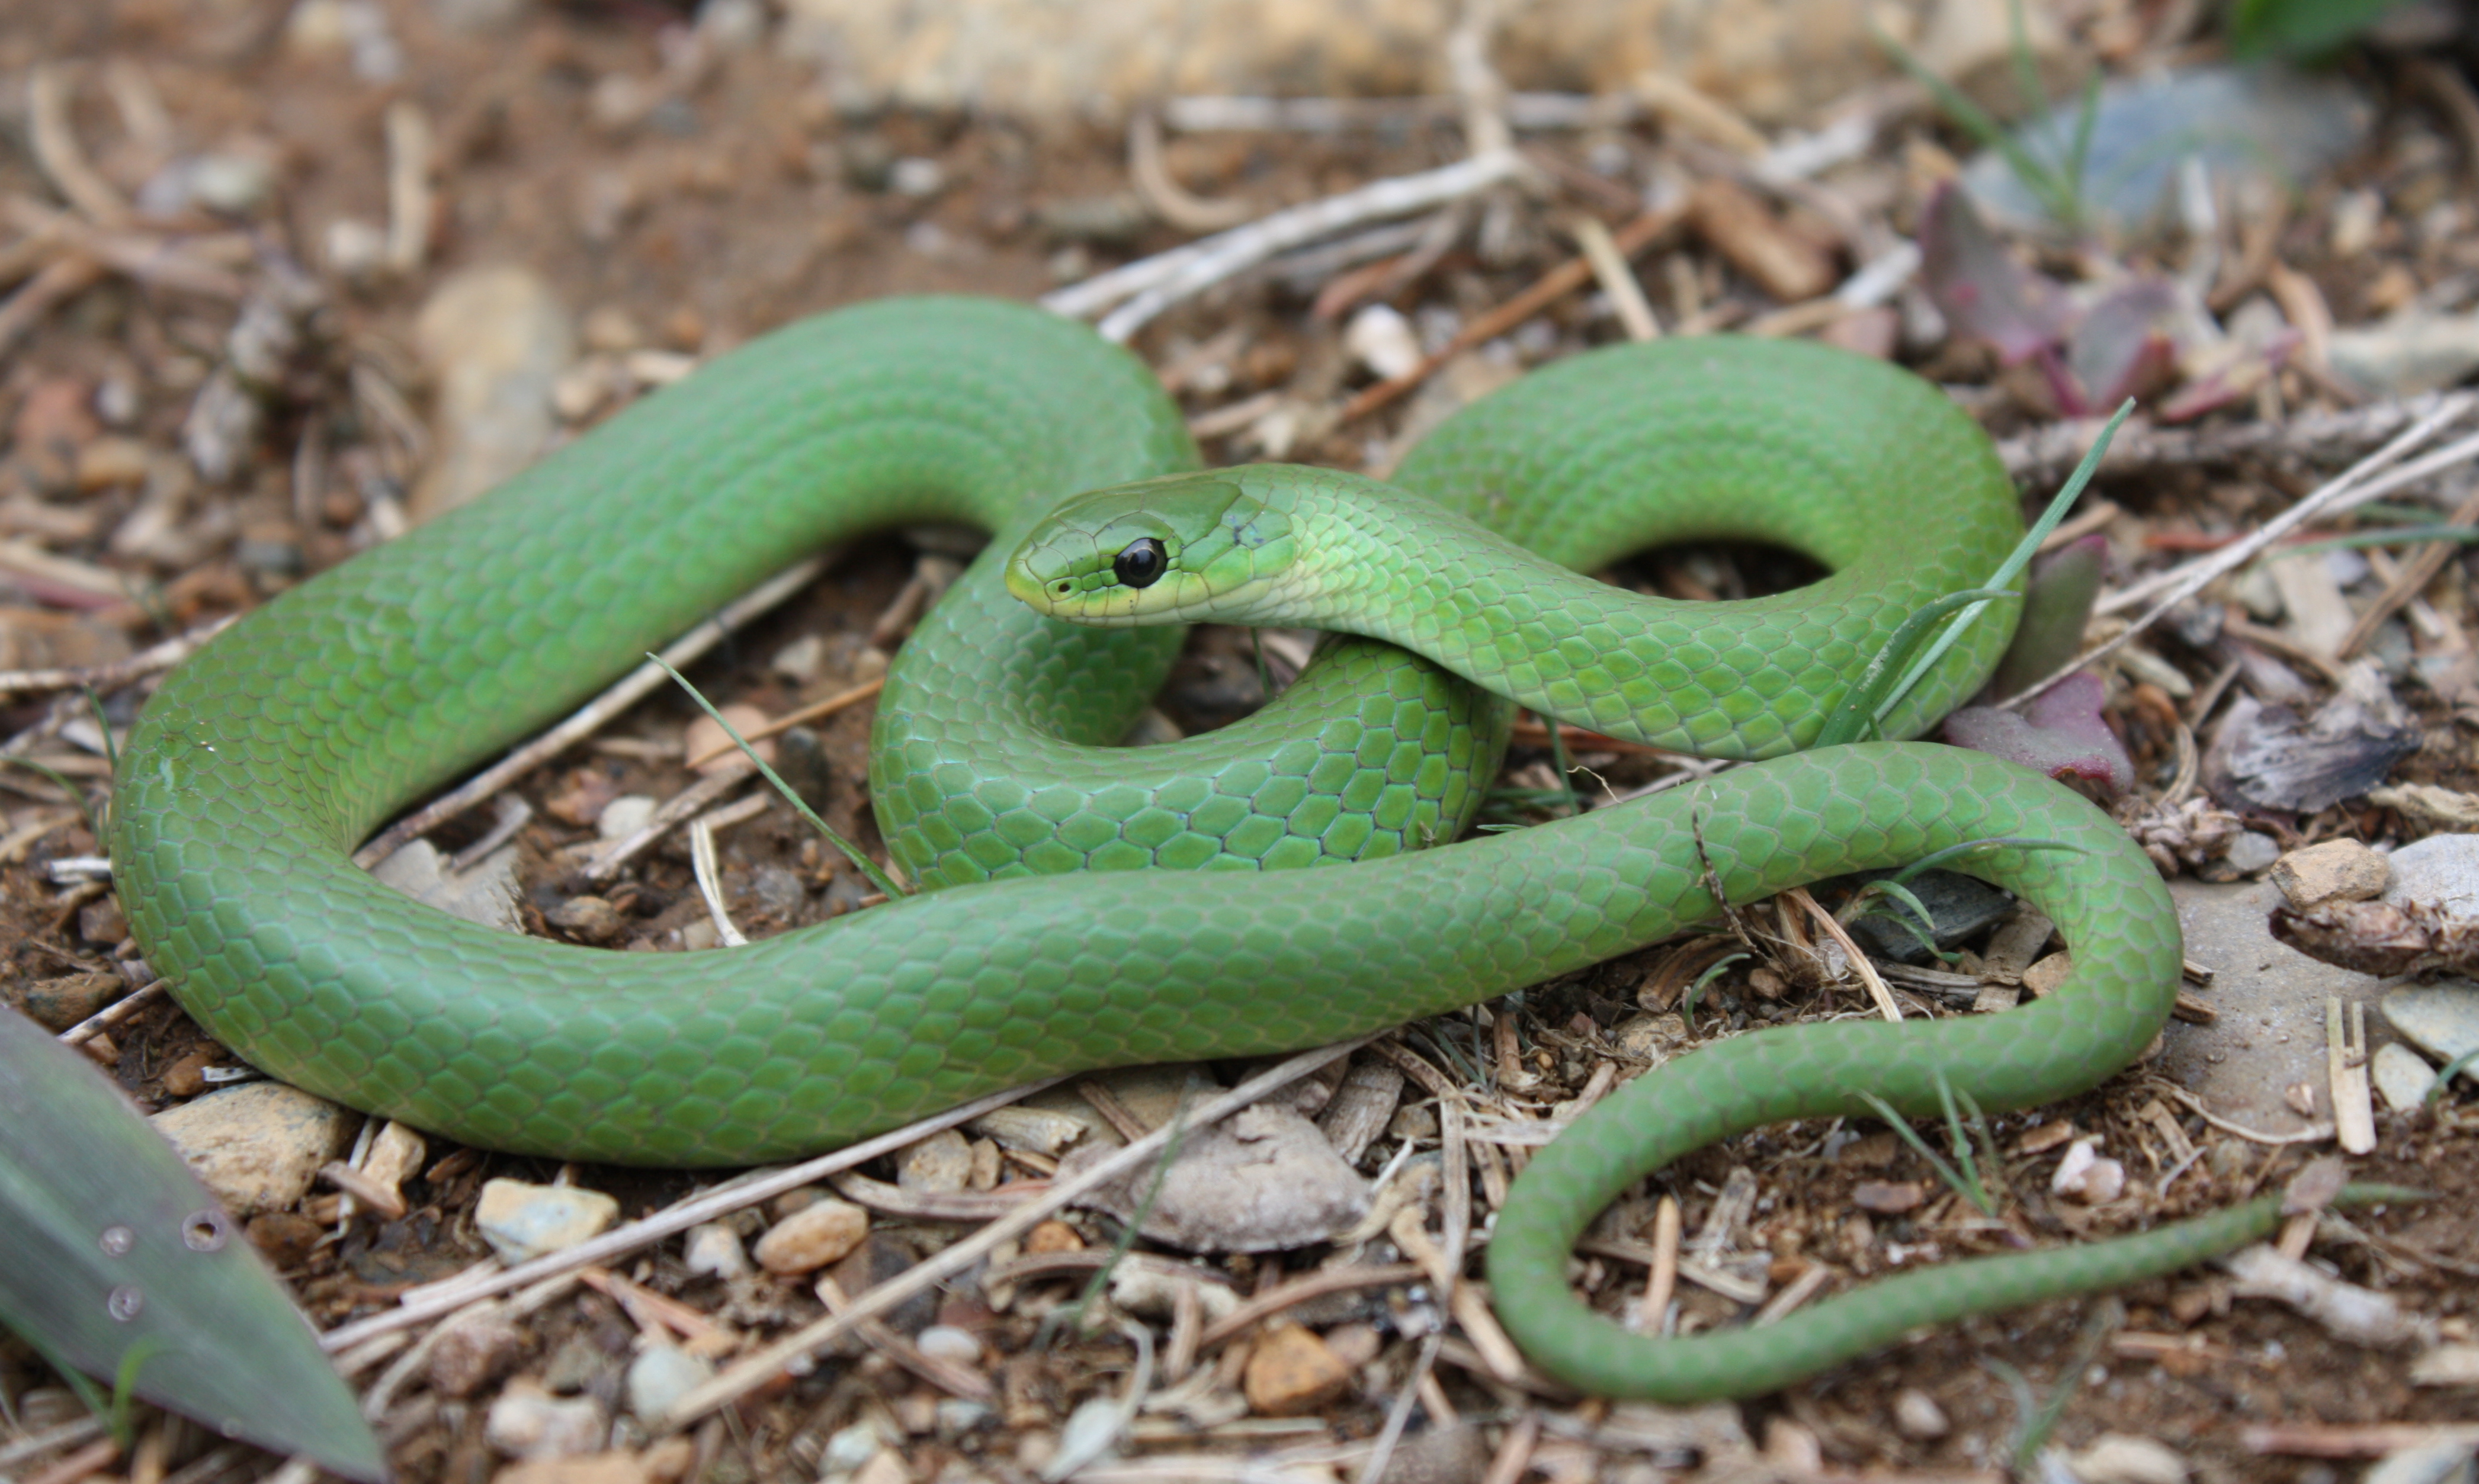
[
  {"xmin": 2383, "ymin": 983, "xmax": 2479, "ymax": 1077},
  {"xmin": 20, "ymin": 972, "xmax": 120, "ymax": 1031},
  {"xmin": 914, "ymin": 1325, "xmax": 982, "ymax": 1366},
  {"xmin": 149, "ymin": 1083, "xmax": 355, "ymax": 1216},
  {"xmin": 1242, "ymin": 1324, "xmax": 1351, "ymax": 1416},
  {"xmin": 432, "ymin": 1309, "xmax": 526, "ymax": 1398},
  {"xmin": 2385, "ymin": 834, "xmax": 2479, "ymax": 916},
  {"xmin": 2409, "ymin": 1344, "xmax": 2479, "ymax": 1387},
  {"xmin": 897, "ymin": 1128, "xmax": 974, "ymax": 1193},
  {"xmin": 474, "ymin": 1178, "xmax": 621, "ymax": 1264},
  {"xmin": 2371, "ymin": 1043, "xmax": 2440, "ymax": 1112},
  {"xmin": 968, "ymin": 1106, "xmax": 1091, "ymax": 1157},
  {"xmin": 411, "ymin": 265, "xmax": 575, "ymax": 521},
  {"xmin": 1344, "ymin": 304, "xmax": 1422, "ymax": 381},
  {"xmin": 486, "ymin": 1379, "xmax": 610, "ymax": 1459},
  {"xmin": 2049, "ymin": 1139, "xmax": 2125, "ymax": 1204},
  {"xmin": 624, "ymin": 1345, "xmax": 713, "ymax": 1424},
  {"xmin": 1851, "ymin": 1181, "xmax": 1925, "ymax": 1214},
  {"xmin": 2225, "ymin": 830, "xmax": 2282, "ymax": 876},
  {"xmin": 682, "ymin": 1222, "xmax": 750, "ymax": 1280},
  {"xmin": 371, "ymin": 839, "xmax": 523, "ymax": 933},
  {"xmin": 2271, "ymin": 839, "xmax": 2392, "ymax": 910},
  {"xmin": 752, "ymin": 1197, "xmax": 869, "ymax": 1274},
  {"xmin": 2061, "ymin": 1433, "xmax": 2189, "ymax": 1484},
  {"xmin": 1892, "ymin": 1388, "xmax": 1948, "ymax": 1440}
]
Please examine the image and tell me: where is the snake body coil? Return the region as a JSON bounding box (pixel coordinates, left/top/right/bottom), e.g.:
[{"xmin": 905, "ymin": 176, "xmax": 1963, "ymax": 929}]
[{"xmin": 113, "ymin": 297, "xmax": 2289, "ymax": 1400}]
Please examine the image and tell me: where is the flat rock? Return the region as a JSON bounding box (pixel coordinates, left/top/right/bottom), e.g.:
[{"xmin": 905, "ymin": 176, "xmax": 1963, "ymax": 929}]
[
  {"xmin": 474, "ymin": 1178, "xmax": 620, "ymax": 1264},
  {"xmin": 2382, "ymin": 982, "xmax": 2479, "ymax": 1078},
  {"xmin": 371, "ymin": 839, "xmax": 522, "ymax": 933},
  {"xmin": 2271, "ymin": 839, "xmax": 2391, "ymax": 909},
  {"xmin": 2371, "ymin": 1043, "xmax": 2440, "ymax": 1113},
  {"xmin": 485, "ymin": 1379, "xmax": 610, "ymax": 1460},
  {"xmin": 2385, "ymin": 834, "xmax": 2479, "ymax": 916},
  {"xmin": 2159, "ymin": 880, "xmax": 2391, "ymax": 1135},
  {"xmin": 411, "ymin": 264, "xmax": 574, "ymax": 521},
  {"xmin": 1061, "ymin": 1099, "xmax": 1370, "ymax": 1253},
  {"xmin": 149, "ymin": 1082, "xmax": 356, "ymax": 1216},
  {"xmin": 896, "ymin": 1128, "xmax": 973, "ymax": 1194}
]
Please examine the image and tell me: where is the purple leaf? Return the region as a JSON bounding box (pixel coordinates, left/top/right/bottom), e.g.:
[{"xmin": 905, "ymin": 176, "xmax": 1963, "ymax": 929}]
[
  {"xmin": 1942, "ymin": 672, "xmax": 2135, "ymax": 797},
  {"xmin": 1991, "ymin": 535, "xmax": 2108, "ymax": 699},
  {"xmin": 1917, "ymin": 182, "xmax": 2071, "ymax": 365},
  {"xmin": 2064, "ymin": 277, "xmax": 2182, "ymax": 413}
]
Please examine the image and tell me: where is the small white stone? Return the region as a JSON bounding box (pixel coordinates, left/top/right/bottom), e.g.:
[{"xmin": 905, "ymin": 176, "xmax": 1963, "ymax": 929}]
[
  {"xmin": 486, "ymin": 1379, "xmax": 610, "ymax": 1459},
  {"xmin": 597, "ymin": 795, "xmax": 657, "ymax": 841},
  {"xmin": 889, "ymin": 157, "xmax": 944, "ymax": 197},
  {"xmin": 1891, "ymin": 1387, "xmax": 1948, "ymax": 1440},
  {"xmin": 2063, "ymin": 1432, "xmax": 2189, "ymax": 1484},
  {"xmin": 682, "ymin": 1222, "xmax": 750, "ymax": 1280},
  {"xmin": 2049, "ymin": 1138, "xmax": 2126, "ymax": 1204},
  {"xmin": 624, "ymin": 1344, "xmax": 714, "ymax": 1424},
  {"xmin": 897, "ymin": 1128, "xmax": 974, "ymax": 1194},
  {"xmin": 474, "ymin": 1178, "xmax": 620, "ymax": 1264},
  {"xmin": 1344, "ymin": 304, "xmax": 1423, "ymax": 381},
  {"xmin": 2372, "ymin": 1043, "xmax": 2440, "ymax": 1113},
  {"xmin": 915, "ymin": 1325, "xmax": 982, "ymax": 1366}
]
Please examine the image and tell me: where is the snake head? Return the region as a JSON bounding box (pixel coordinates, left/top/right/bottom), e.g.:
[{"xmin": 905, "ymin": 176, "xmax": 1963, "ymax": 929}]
[{"xmin": 1005, "ymin": 472, "xmax": 1296, "ymax": 625}]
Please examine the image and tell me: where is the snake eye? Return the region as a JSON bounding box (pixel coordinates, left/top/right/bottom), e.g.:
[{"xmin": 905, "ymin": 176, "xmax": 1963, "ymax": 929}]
[{"xmin": 1112, "ymin": 538, "xmax": 1168, "ymax": 589}]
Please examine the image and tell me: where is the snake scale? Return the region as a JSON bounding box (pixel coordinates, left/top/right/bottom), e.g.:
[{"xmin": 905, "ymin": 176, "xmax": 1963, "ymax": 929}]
[{"xmin": 110, "ymin": 296, "xmax": 2362, "ymax": 1400}]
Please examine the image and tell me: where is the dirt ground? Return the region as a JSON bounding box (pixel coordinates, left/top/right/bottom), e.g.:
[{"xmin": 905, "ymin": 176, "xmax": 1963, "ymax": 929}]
[{"xmin": 4, "ymin": 3, "xmax": 2479, "ymax": 1483}]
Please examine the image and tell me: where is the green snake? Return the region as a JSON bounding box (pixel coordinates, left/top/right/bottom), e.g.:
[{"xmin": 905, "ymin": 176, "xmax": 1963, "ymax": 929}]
[{"xmin": 110, "ymin": 295, "xmax": 2352, "ymax": 1401}]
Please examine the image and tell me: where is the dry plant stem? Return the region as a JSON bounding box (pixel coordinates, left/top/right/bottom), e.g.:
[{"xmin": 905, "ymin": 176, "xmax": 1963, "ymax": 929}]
[
  {"xmin": 0, "ymin": 615, "xmax": 242, "ymax": 697},
  {"xmin": 1088, "ymin": 151, "xmax": 1529, "ymax": 342},
  {"xmin": 1570, "ymin": 216, "xmax": 1659, "ymax": 340},
  {"xmin": 22, "ymin": 1437, "xmax": 117, "ymax": 1484},
  {"xmin": 55, "ymin": 979, "xmax": 166, "ymax": 1046},
  {"xmin": 0, "ymin": 254, "xmax": 105, "ymax": 356},
  {"xmin": 1127, "ymin": 108, "xmax": 1254, "ymax": 233},
  {"xmin": 3, "ymin": 197, "xmax": 250, "ymax": 298},
  {"xmin": 1353, "ymin": 1335, "xmax": 1443, "ymax": 1484},
  {"xmin": 1636, "ymin": 1194, "xmax": 1681, "ymax": 1334},
  {"xmin": 1198, "ymin": 1263, "xmax": 1429, "ymax": 1352},
  {"xmin": 586, "ymin": 775, "xmax": 756, "ymax": 882},
  {"xmin": 2244, "ymin": 1423, "xmax": 2479, "ymax": 1459},
  {"xmin": 28, "ymin": 65, "xmax": 128, "ymax": 224},
  {"xmin": 2337, "ymin": 481, "xmax": 2479, "ymax": 657},
  {"xmin": 2003, "ymin": 401, "xmax": 2479, "ymax": 709},
  {"xmin": 1343, "ymin": 203, "xmax": 1682, "ymax": 420},
  {"xmin": 2157, "ymin": 1085, "xmax": 2334, "ymax": 1146},
  {"xmin": 1479, "ymin": 1411, "xmax": 1541, "ymax": 1484},
  {"xmin": 384, "ymin": 100, "xmax": 434, "ymax": 275},
  {"xmin": 1996, "ymin": 396, "xmax": 2453, "ymax": 487},
  {"xmin": 1786, "ymin": 885, "xmax": 1900, "ymax": 1023},
  {"xmin": 316, "ymin": 1074, "xmax": 1069, "ymax": 1353},
  {"xmin": 0, "ymin": 1420, "xmax": 107, "ymax": 1473},
  {"xmin": 682, "ymin": 676, "xmax": 884, "ymax": 769},
  {"xmin": 816, "ymin": 1276, "xmax": 993, "ymax": 1401},
  {"xmin": 351, "ymin": 555, "xmax": 823, "ymax": 868},
  {"xmin": 659, "ymin": 1036, "xmax": 1376, "ymax": 1429},
  {"xmin": 688, "ymin": 816, "xmax": 746, "ymax": 947}
]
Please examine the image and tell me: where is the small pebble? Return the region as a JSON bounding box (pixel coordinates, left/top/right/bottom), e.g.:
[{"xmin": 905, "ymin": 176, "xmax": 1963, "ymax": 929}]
[
  {"xmin": 753, "ymin": 1197, "xmax": 870, "ymax": 1274},
  {"xmin": 21, "ymin": 971, "xmax": 120, "ymax": 1032},
  {"xmin": 2371, "ymin": 1043, "xmax": 2440, "ymax": 1113},
  {"xmin": 1893, "ymin": 1387, "xmax": 1949, "ymax": 1440},
  {"xmin": 485, "ymin": 1379, "xmax": 611, "ymax": 1459},
  {"xmin": 914, "ymin": 1325, "xmax": 982, "ymax": 1366},
  {"xmin": 1344, "ymin": 304, "xmax": 1423, "ymax": 381},
  {"xmin": 2271, "ymin": 839, "xmax": 2392, "ymax": 910},
  {"xmin": 550, "ymin": 895, "xmax": 626, "ymax": 943},
  {"xmin": 683, "ymin": 705, "xmax": 774, "ymax": 773},
  {"xmin": 2224, "ymin": 830, "xmax": 2281, "ymax": 875},
  {"xmin": 1024, "ymin": 1219, "xmax": 1084, "ymax": 1254},
  {"xmin": 821, "ymin": 1421, "xmax": 888, "ymax": 1474},
  {"xmin": 1851, "ymin": 1180, "xmax": 1925, "ymax": 1215},
  {"xmin": 597, "ymin": 795, "xmax": 657, "ymax": 841},
  {"xmin": 2050, "ymin": 1139, "xmax": 2127, "ymax": 1204},
  {"xmin": 1242, "ymin": 1324, "xmax": 1351, "ymax": 1416},
  {"xmin": 2384, "ymin": 981, "xmax": 2479, "ymax": 1071},
  {"xmin": 2063, "ymin": 1432, "xmax": 2189, "ymax": 1484},
  {"xmin": 474, "ymin": 1178, "xmax": 621, "ymax": 1264},
  {"xmin": 682, "ymin": 1222, "xmax": 750, "ymax": 1280},
  {"xmin": 897, "ymin": 1128, "xmax": 974, "ymax": 1194},
  {"xmin": 429, "ymin": 1309, "xmax": 524, "ymax": 1398},
  {"xmin": 624, "ymin": 1344, "xmax": 714, "ymax": 1424},
  {"xmin": 149, "ymin": 1083, "xmax": 355, "ymax": 1216}
]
